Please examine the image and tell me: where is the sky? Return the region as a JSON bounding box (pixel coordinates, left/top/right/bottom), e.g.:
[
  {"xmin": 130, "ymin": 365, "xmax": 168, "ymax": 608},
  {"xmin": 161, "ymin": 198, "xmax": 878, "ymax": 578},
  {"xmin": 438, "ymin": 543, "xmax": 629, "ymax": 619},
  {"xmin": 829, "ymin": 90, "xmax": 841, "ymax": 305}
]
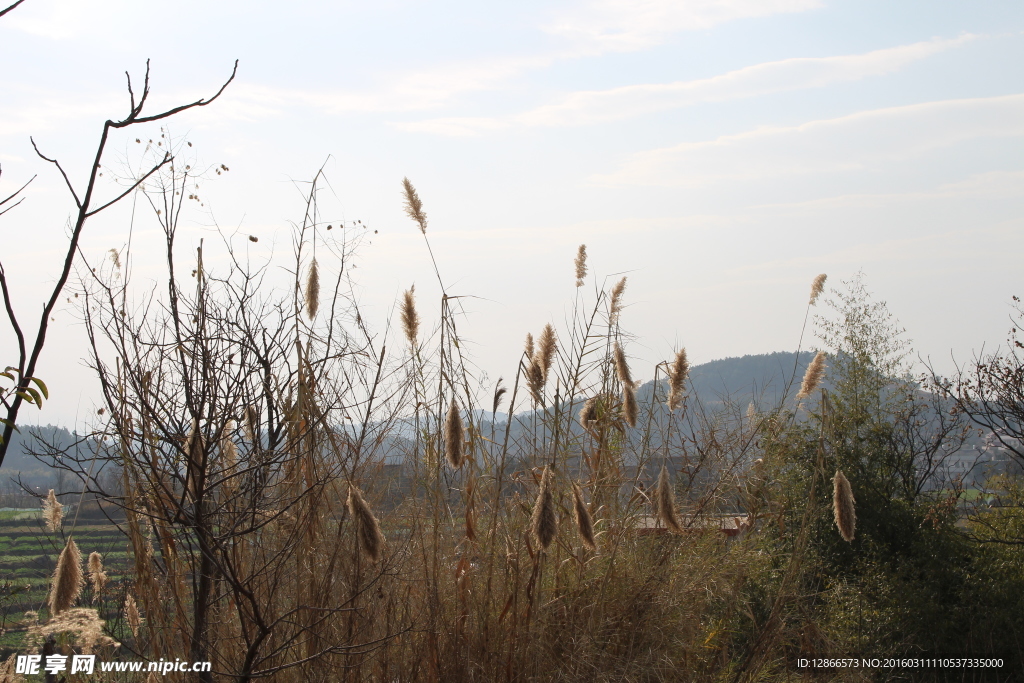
[{"xmin": 1, "ymin": 0, "xmax": 1023, "ymax": 428}]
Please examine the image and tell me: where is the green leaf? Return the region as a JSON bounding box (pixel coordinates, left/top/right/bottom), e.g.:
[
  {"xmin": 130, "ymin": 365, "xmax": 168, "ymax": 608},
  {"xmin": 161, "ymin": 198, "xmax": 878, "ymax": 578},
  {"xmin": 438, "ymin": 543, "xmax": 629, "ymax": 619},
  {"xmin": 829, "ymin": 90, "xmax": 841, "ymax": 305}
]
[
  {"xmin": 24, "ymin": 387, "xmax": 42, "ymax": 407},
  {"xmin": 0, "ymin": 372, "xmax": 14, "ymax": 381},
  {"xmin": 15, "ymin": 391, "xmax": 35, "ymax": 405},
  {"xmin": 0, "ymin": 418, "xmax": 21, "ymax": 432},
  {"xmin": 28, "ymin": 377, "xmax": 49, "ymax": 400}
]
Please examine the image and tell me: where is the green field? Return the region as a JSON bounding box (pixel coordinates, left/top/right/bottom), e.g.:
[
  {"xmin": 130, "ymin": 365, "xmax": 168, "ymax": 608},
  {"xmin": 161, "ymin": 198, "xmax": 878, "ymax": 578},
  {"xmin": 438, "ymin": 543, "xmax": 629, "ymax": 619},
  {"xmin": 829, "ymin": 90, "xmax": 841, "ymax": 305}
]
[{"xmin": 0, "ymin": 514, "xmax": 129, "ymax": 656}]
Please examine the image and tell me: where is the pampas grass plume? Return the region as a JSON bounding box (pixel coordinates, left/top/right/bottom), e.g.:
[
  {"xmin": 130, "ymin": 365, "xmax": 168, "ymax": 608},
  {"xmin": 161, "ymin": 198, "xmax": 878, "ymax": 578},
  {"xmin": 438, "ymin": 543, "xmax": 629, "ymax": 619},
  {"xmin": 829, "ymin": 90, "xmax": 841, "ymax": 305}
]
[
  {"xmin": 531, "ymin": 466, "xmax": 557, "ymax": 550},
  {"xmin": 613, "ymin": 342, "xmax": 632, "ymax": 386},
  {"xmin": 402, "ymin": 177, "xmax": 428, "ymax": 234},
  {"xmin": 244, "ymin": 405, "xmax": 258, "ymax": 443},
  {"xmin": 572, "ymin": 483, "xmax": 596, "ymax": 551},
  {"xmin": 809, "ymin": 273, "xmax": 827, "ymax": 306},
  {"xmin": 125, "ymin": 593, "xmax": 141, "ymax": 638},
  {"xmin": 88, "ymin": 552, "xmax": 107, "ymax": 599},
  {"xmin": 444, "ymin": 400, "xmax": 465, "ymax": 468},
  {"xmin": 402, "ymin": 285, "xmax": 419, "ymax": 348},
  {"xmin": 667, "ymin": 348, "xmax": 689, "ymax": 411},
  {"xmin": 574, "ymin": 244, "xmax": 587, "ymax": 287},
  {"xmin": 49, "ymin": 537, "xmax": 83, "ymax": 615},
  {"xmin": 42, "ymin": 489, "xmax": 64, "ymax": 533},
  {"xmin": 622, "ymin": 382, "xmax": 638, "ymax": 428},
  {"xmin": 610, "ymin": 277, "xmax": 627, "ymax": 324},
  {"xmin": 833, "ymin": 470, "xmax": 856, "ymax": 542},
  {"xmin": 579, "ymin": 395, "xmax": 599, "ymax": 428},
  {"xmin": 348, "ymin": 485, "xmax": 385, "ymax": 562},
  {"xmin": 305, "ymin": 258, "xmax": 320, "ymax": 320},
  {"xmin": 798, "ymin": 351, "xmax": 827, "ymax": 399},
  {"xmin": 538, "ymin": 324, "xmax": 557, "ymax": 384},
  {"xmin": 655, "ymin": 466, "xmax": 682, "ymax": 533}
]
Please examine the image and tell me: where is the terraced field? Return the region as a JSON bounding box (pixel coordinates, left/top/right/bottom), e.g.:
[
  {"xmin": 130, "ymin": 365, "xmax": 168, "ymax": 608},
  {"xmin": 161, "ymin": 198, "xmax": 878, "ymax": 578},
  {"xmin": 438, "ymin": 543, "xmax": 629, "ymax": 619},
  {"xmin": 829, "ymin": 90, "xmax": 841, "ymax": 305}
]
[{"xmin": 0, "ymin": 509, "xmax": 130, "ymax": 656}]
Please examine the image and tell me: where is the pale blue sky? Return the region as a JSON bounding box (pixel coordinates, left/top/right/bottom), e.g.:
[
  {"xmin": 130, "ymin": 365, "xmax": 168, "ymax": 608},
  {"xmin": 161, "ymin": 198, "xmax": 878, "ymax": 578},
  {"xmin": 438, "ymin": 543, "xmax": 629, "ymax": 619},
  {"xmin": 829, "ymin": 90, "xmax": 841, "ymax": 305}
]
[{"xmin": 2, "ymin": 0, "xmax": 1023, "ymax": 425}]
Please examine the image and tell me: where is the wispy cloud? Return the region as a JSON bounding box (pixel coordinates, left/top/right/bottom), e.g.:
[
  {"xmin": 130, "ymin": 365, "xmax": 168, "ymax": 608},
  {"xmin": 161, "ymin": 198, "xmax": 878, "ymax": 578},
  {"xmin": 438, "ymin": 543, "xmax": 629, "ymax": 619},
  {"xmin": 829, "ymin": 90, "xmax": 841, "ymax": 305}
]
[
  {"xmin": 544, "ymin": 0, "xmax": 822, "ymax": 53},
  {"xmin": 593, "ymin": 93, "xmax": 1024, "ymax": 187},
  {"xmin": 397, "ymin": 35, "xmax": 976, "ymax": 135}
]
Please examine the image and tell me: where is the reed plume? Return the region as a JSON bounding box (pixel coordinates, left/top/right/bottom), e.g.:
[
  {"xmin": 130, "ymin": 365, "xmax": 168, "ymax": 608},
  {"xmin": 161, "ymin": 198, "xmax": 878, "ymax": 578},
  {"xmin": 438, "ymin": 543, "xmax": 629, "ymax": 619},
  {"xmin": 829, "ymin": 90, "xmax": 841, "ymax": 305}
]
[
  {"xmin": 531, "ymin": 466, "xmax": 557, "ymax": 550},
  {"xmin": 524, "ymin": 332, "xmax": 534, "ymax": 360},
  {"xmin": 809, "ymin": 273, "xmax": 827, "ymax": 306},
  {"xmin": 579, "ymin": 395, "xmax": 599, "ymax": 428},
  {"xmin": 613, "ymin": 342, "xmax": 632, "ymax": 386},
  {"xmin": 401, "ymin": 285, "xmax": 420, "ymax": 348},
  {"xmin": 220, "ymin": 419, "xmax": 238, "ymax": 472},
  {"xmin": 402, "ymin": 177, "xmax": 428, "ymax": 234},
  {"xmin": 305, "ymin": 257, "xmax": 320, "ymax": 320},
  {"xmin": 655, "ymin": 466, "xmax": 682, "ymax": 533},
  {"xmin": 348, "ymin": 485, "xmax": 385, "ymax": 562},
  {"xmin": 244, "ymin": 405, "xmax": 258, "ymax": 443},
  {"xmin": 88, "ymin": 552, "xmax": 108, "ymax": 601},
  {"xmin": 667, "ymin": 348, "xmax": 689, "ymax": 411},
  {"xmin": 622, "ymin": 382, "xmax": 638, "ymax": 428},
  {"xmin": 492, "ymin": 377, "xmax": 507, "ymax": 414},
  {"xmin": 574, "ymin": 244, "xmax": 587, "ymax": 287},
  {"xmin": 42, "ymin": 488, "xmax": 64, "ymax": 532},
  {"xmin": 571, "ymin": 483, "xmax": 597, "ymax": 550},
  {"xmin": 798, "ymin": 351, "xmax": 827, "ymax": 399},
  {"xmin": 444, "ymin": 400, "xmax": 465, "ymax": 468},
  {"xmin": 610, "ymin": 277, "xmax": 627, "ymax": 325},
  {"xmin": 49, "ymin": 537, "xmax": 83, "ymax": 615},
  {"xmin": 833, "ymin": 470, "xmax": 856, "ymax": 542},
  {"xmin": 125, "ymin": 593, "xmax": 141, "ymax": 638},
  {"xmin": 537, "ymin": 323, "xmax": 557, "ymax": 384}
]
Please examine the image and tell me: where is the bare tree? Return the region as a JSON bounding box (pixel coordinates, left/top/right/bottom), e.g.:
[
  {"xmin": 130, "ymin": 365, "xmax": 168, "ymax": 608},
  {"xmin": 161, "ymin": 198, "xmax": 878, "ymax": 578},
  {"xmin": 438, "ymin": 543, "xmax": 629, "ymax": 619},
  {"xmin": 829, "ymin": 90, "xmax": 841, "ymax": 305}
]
[{"xmin": 0, "ymin": 23, "xmax": 237, "ymax": 464}]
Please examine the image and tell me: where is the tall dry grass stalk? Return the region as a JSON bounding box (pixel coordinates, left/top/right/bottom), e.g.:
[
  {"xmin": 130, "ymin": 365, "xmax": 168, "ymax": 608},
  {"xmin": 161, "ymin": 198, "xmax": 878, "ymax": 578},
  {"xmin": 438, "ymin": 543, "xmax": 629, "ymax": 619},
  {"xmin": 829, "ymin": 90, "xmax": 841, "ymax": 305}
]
[
  {"xmin": 613, "ymin": 342, "xmax": 632, "ymax": 386},
  {"xmin": 244, "ymin": 405, "xmax": 258, "ymax": 443},
  {"xmin": 832, "ymin": 470, "xmax": 856, "ymax": 542},
  {"xmin": 27, "ymin": 607, "xmax": 119, "ymax": 655},
  {"xmin": 531, "ymin": 466, "xmax": 557, "ymax": 550},
  {"xmin": 402, "ymin": 177, "xmax": 428, "ymax": 234},
  {"xmin": 574, "ymin": 244, "xmax": 587, "ymax": 287},
  {"xmin": 42, "ymin": 488, "xmax": 63, "ymax": 532},
  {"xmin": 348, "ymin": 485, "xmax": 385, "ymax": 562},
  {"xmin": 537, "ymin": 323, "xmax": 557, "ymax": 384},
  {"xmin": 798, "ymin": 351, "xmax": 827, "ymax": 399},
  {"xmin": 571, "ymin": 483, "xmax": 597, "ymax": 551},
  {"xmin": 655, "ymin": 466, "xmax": 683, "ymax": 533},
  {"xmin": 402, "ymin": 285, "xmax": 420, "ymax": 348},
  {"xmin": 667, "ymin": 348, "xmax": 689, "ymax": 411},
  {"xmin": 622, "ymin": 383, "xmax": 638, "ymax": 428},
  {"xmin": 125, "ymin": 593, "xmax": 141, "ymax": 638},
  {"xmin": 610, "ymin": 277, "xmax": 627, "ymax": 325},
  {"xmin": 444, "ymin": 400, "xmax": 465, "ymax": 468},
  {"xmin": 305, "ymin": 258, "xmax": 320, "ymax": 320},
  {"xmin": 88, "ymin": 552, "xmax": 107, "ymax": 599},
  {"xmin": 809, "ymin": 273, "xmax": 827, "ymax": 306},
  {"xmin": 49, "ymin": 537, "xmax": 83, "ymax": 616}
]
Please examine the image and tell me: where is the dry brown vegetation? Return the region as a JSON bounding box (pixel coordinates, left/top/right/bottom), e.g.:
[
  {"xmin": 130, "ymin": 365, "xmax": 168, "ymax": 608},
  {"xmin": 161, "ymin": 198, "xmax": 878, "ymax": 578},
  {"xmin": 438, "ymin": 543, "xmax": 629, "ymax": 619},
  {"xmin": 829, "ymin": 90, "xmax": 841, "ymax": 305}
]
[{"xmin": 12, "ymin": 166, "xmax": 1024, "ymax": 683}]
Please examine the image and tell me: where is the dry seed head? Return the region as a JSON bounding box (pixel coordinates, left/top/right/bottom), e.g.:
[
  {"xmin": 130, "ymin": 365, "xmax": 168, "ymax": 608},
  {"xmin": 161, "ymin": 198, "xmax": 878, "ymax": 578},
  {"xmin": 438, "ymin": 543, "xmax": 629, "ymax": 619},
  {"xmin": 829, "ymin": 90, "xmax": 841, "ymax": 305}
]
[
  {"xmin": 49, "ymin": 537, "xmax": 83, "ymax": 615},
  {"xmin": 655, "ymin": 466, "xmax": 683, "ymax": 533},
  {"xmin": 531, "ymin": 466, "xmax": 557, "ymax": 550},
  {"xmin": 527, "ymin": 358, "xmax": 544, "ymax": 404},
  {"xmin": 348, "ymin": 485, "xmax": 385, "ymax": 562},
  {"xmin": 524, "ymin": 332, "xmax": 534, "ymax": 360},
  {"xmin": 537, "ymin": 324, "xmax": 557, "ymax": 385},
  {"xmin": 833, "ymin": 470, "xmax": 856, "ymax": 542},
  {"xmin": 42, "ymin": 489, "xmax": 64, "ymax": 532},
  {"xmin": 579, "ymin": 395, "xmax": 599, "ymax": 428},
  {"xmin": 305, "ymin": 258, "xmax": 320, "ymax": 320},
  {"xmin": 401, "ymin": 285, "xmax": 420, "ymax": 348},
  {"xmin": 27, "ymin": 607, "xmax": 118, "ymax": 655},
  {"xmin": 574, "ymin": 244, "xmax": 588, "ymax": 287},
  {"xmin": 622, "ymin": 382, "xmax": 638, "ymax": 428},
  {"xmin": 667, "ymin": 348, "xmax": 689, "ymax": 411},
  {"xmin": 125, "ymin": 593, "xmax": 141, "ymax": 638},
  {"xmin": 88, "ymin": 551, "xmax": 103, "ymax": 575},
  {"xmin": 220, "ymin": 420, "xmax": 238, "ymax": 470},
  {"xmin": 613, "ymin": 342, "xmax": 633, "ymax": 386},
  {"xmin": 809, "ymin": 273, "xmax": 827, "ymax": 306},
  {"xmin": 244, "ymin": 405, "xmax": 258, "ymax": 443},
  {"xmin": 798, "ymin": 351, "xmax": 828, "ymax": 399},
  {"xmin": 402, "ymin": 177, "xmax": 428, "ymax": 234},
  {"xmin": 572, "ymin": 483, "xmax": 597, "ymax": 551},
  {"xmin": 492, "ymin": 377, "xmax": 507, "ymax": 415},
  {"xmin": 609, "ymin": 277, "xmax": 627, "ymax": 325},
  {"xmin": 444, "ymin": 400, "xmax": 465, "ymax": 468}
]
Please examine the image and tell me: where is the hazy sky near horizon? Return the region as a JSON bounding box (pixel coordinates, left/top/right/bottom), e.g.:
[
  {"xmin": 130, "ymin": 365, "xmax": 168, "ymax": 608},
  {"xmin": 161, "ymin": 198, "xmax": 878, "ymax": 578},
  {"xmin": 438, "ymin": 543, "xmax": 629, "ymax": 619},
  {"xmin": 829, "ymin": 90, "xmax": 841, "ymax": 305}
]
[{"xmin": 1, "ymin": 0, "xmax": 1023, "ymax": 428}]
